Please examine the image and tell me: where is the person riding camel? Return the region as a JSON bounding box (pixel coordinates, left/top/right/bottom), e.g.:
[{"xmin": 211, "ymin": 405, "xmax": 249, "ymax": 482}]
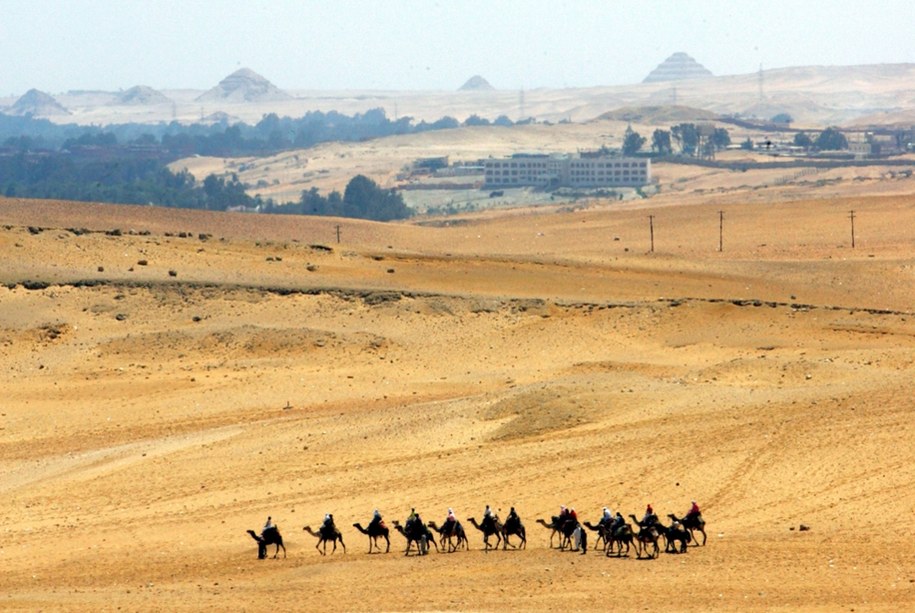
[
  {"xmin": 601, "ymin": 506, "xmax": 613, "ymax": 527},
  {"xmin": 322, "ymin": 513, "xmax": 335, "ymax": 533},
  {"xmin": 482, "ymin": 504, "xmax": 494, "ymax": 530},
  {"xmin": 261, "ymin": 515, "xmax": 275, "ymax": 537},
  {"xmin": 506, "ymin": 506, "xmax": 520, "ymax": 526},
  {"xmin": 641, "ymin": 504, "xmax": 656, "ymax": 527},
  {"xmin": 370, "ymin": 508, "xmax": 385, "ymax": 530},
  {"xmin": 687, "ymin": 500, "xmax": 701, "ymax": 519},
  {"xmin": 444, "ymin": 508, "xmax": 457, "ymax": 536},
  {"xmin": 610, "ymin": 512, "xmax": 626, "ymax": 534},
  {"xmin": 568, "ymin": 507, "xmax": 578, "ymax": 522},
  {"xmin": 406, "ymin": 508, "xmax": 419, "ymax": 532}
]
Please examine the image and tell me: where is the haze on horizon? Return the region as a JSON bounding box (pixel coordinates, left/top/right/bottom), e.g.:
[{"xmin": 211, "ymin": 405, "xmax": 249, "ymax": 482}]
[{"xmin": 2, "ymin": 0, "xmax": 914, "ymax": 96}]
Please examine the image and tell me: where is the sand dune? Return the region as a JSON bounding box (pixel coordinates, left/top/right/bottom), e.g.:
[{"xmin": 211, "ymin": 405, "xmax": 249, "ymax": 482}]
[{"xmin": 0, "ymin": 191, "xmax": 913, "ymax": 611}]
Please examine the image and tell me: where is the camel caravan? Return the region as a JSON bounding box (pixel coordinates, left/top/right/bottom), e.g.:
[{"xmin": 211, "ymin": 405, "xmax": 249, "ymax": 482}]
[{"xmin": 247, "ymin": 501, "xmax": 706, "ymax": 560}]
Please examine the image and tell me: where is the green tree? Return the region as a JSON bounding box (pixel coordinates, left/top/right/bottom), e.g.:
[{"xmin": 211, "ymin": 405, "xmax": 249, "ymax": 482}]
[
  {"xmin": 651, "ymin": 129, "xmax": 672, "ymax": 155},
  {"xmin": 463, "ymin": 114, "xmax": 490, "ymax": 127},
  {"xmin": 794, "ymin": 132, "xmax": 814, "ymax": 149},
  {"xmin": 342, "ymin": 175, "xmax": 412, "ymax": 221},
  {"xmin": 622, "ymin": 126, "xmax": 646, "ymax": 155},
  {"xmin": 710, "ymin": 127, "xmax": 731, "ymax": 150},
  {"xmin": 814, "ymin": 127, "xmax": 848, "ymax": 151},
  {"xmin": 771, "ymin": 113, "xmax": 793, "ymax": 125},
  {"xmin": 671, "ymin": 123, "xmax": 699, "ymax": 155},
  {"xmin": 202, "ymin": 173, "xmax": 251, "ymax": 210}
]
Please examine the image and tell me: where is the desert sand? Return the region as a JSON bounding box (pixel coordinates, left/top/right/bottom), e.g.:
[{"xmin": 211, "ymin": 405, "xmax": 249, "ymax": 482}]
[{"xmin": 1, "ymin": 185, "xmax": 914, "ymax": 612}]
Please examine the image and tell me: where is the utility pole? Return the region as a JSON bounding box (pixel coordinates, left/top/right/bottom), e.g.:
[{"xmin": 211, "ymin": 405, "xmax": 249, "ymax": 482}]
[
  {"xmin": 335, "ymin": 224, "xmax": 341, "ymax": 244},
  {"xmin": 849, "ymin": 210, "xmax": 856, "ymax": 248},
  {"xmin": 648, "ymin": 215, "xmax": 655, "ymax": 253},
  {"xmin": 718, "ymin": 210, "xmax": 724, "ymax": 252}
]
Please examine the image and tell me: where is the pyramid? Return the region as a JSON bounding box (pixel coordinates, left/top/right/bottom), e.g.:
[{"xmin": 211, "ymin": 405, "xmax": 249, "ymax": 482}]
[
  {"xmin": 115, "ymin": 85, "xmax": 171, "ymax": 105},
  {"xmin": 459, "ymin": 75, "xmax": 495, "ymax": 91},
  {"xmin": 196, "ymin": 68, "xmax": 292, "ymax": 103},
  {"xmin": 643, "ymin": 52, "xmax": 713, "ymax": 83},
  {"xmin": 5, "ymin": 89, "xmax": 70, "ymax": 116}
]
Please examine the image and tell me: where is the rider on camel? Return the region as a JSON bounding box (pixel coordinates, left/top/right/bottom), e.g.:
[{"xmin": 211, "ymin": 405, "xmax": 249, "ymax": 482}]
[
  {"xmin": 686, "ymin": 500, "xmax": 701, "ymax": 522},
  {"xmin": 506, "ymin": 506, "xmax": 520, "ymax": 526},
  {"xmin": 610, "ymin": 511, "xmax": 626, "ymax": 533},
  {"xmin": 641, "ymin": 504, "xmax": 657, "ymax": 527},
  {"xmin": 406, "ymin": 508, "xmax": 419, "ymax": 530},
  {"xmin": 601, "ymin": 506, "xmax": 613, "ymax": 526},
  {"xmin": 482, "ymin": 504, "xmax": 495, "ymax": 530}
]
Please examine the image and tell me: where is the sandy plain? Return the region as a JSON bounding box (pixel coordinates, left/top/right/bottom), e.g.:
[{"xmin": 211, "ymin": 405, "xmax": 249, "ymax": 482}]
[{"xmin": 1, "ymin": 180, "xmax": 914, "ymax": 613}]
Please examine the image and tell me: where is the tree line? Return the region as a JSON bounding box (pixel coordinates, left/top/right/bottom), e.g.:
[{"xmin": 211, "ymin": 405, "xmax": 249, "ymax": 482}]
[
  {"xmin": 1, "ymin": 107, "xmax": 469, "ymax": 219},
  {"xmin": 0, "ymin": 146, "xmax": 410, "ymax": 220},
  {"xmin": 622, "ymin": 123, "xmax": 855, "ymax": 158},
  {"xmin": 0, "ymin": 108, "xmax": 515, "ymax": 156}
]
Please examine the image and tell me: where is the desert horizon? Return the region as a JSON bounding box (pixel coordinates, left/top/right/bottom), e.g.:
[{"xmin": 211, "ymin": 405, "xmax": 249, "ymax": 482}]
[{"xmin": 6, "ymin": 61, "xmax": 915, "ymax": 127}]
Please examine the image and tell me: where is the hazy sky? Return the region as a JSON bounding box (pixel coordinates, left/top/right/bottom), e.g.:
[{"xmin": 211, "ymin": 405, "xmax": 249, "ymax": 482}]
[{"xmin": 3, "ymin": 0, "xmax": 914, "ymax": 95}]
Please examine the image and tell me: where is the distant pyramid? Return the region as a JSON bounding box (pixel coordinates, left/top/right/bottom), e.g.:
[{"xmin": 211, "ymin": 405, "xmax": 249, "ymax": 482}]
[
  {"xmin": 6, "ymin": 89, "xmax": 70, "ymax": 116},
  {"xmin": 115, "ymin": 85, "xmax": 171, "ymax": 105},
  {"xmin": 196, "ymin": 68, "xmax": 292, "ymax": 103},
  {"xmin": 459, "ymin": 75, "xmax": 495, "ymax": 91},
  {"xmin": 643, "ymin": 52, "xmax": 713, "ymax": 83}
]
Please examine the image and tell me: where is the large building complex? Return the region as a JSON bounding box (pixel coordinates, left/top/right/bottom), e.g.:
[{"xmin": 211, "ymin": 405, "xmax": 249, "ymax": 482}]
[{"xmin": 483, "ymin": 153, "xmax": 651, "ymax": 189}]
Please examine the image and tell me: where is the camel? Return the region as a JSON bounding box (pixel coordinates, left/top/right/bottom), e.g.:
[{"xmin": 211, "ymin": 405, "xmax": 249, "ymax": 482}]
[
  {"xmin": 391, "ymin": 520, "xmax": 438, "ymax": 556},
  {"xmin": 246, "ymin": 526, "xmax": 286, "ymax": 559},
  {"xmin": 427, "ymin": 520, "xmax": 468, "ymax": 552},
  {"xmin": 467, "ymin": 517, "xmax": 503, "ymax": 551},
  {"xmin": 631, "ymin": 522, "xmax": 660, "ymax": 559},
  {"xmin": 501, "ymin": 515, "xmax": 526, "ymax": 550},
  {"xmin": 657, "ymin": 520, "xmax": 691, "ymax": 554},
  {"xmin": 536, "ymin": 516, "xmax": 578, "ymax": 550},
  {"xmin": 668, "ymin": 512, "xmax": 707, "ymax": 546},
  {"xmin": 630, "ymin": 512, "xmax": 659, "ymax": 530},
  {"xmin": 352, "ymin": 522, "xmax": 390, "ymax": 554},
  {"xmin": 303, "ymin": 523, "xmax": 346, "ymax": 555},
  {"xmin": 536, "ymin": 517, "xmax": 563, "ymax": 549},
  {"xmin": 583, "ymin": 521, "xmax": 612, "ymax": 552},
  {"xmin": 604, "ymin": 523, "xmax": 633, "ymax": 557}
]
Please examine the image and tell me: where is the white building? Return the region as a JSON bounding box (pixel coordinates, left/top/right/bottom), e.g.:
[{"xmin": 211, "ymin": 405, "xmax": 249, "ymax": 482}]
[{"xmin": 483, "ymin": 153, "xmax": 651, "ymax": 188}]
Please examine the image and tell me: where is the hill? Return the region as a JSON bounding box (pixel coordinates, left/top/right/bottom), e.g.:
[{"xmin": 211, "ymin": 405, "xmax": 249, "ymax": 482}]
[{"xmin": 594, "ymin": 105, "xmax": 718, "ymax": 123}]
